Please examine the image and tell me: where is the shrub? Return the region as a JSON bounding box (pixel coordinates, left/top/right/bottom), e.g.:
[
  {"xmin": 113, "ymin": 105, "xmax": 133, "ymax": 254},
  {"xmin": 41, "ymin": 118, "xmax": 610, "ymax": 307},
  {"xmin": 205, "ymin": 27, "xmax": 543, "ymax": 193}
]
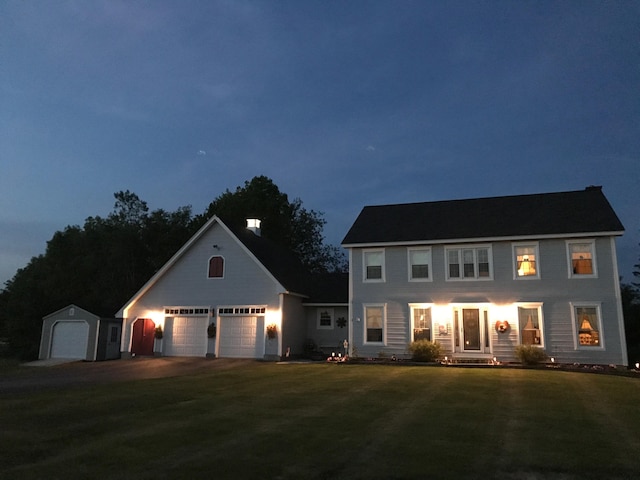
[
  {"xmin": 408, "ymin": 340, "xmax": 442, "ymax": 362},
  {"xmin": 514, "ymin": 345, "xmax": 548, "ymax": 365}
]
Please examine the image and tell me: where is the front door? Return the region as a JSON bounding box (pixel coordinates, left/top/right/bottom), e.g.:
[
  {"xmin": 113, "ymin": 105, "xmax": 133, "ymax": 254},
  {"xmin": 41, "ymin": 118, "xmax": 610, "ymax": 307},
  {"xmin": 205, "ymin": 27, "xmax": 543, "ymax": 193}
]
[
  {"xmin": 132, "ymin": 318, "xmax": 155, "ymax": 356},
  {"xmin": 462, "ymin": 309, "xmax": 482, "ymax": 352}
]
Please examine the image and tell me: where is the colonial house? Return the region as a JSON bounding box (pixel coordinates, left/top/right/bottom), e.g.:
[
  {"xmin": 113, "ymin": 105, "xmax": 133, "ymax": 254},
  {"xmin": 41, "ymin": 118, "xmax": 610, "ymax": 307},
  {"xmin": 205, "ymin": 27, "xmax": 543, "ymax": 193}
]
[
  {"xmin": 116, "ymin": 216, "xmax": 348, "ymax": 360},
  {"xmin": 341, "ymin": 186, "xmax": 628, "ymax": 366}
]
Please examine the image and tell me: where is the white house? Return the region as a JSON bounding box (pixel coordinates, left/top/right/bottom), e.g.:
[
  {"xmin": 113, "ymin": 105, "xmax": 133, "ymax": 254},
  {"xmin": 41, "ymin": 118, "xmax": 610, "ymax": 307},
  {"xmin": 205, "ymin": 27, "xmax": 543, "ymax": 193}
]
[
  {"xmin": 341, "ymin": 186, "xmax": 628, "ymax": 366},
  {"xmin": 116, "ymin": 216, "xmax": 347, "ymax": 360}
]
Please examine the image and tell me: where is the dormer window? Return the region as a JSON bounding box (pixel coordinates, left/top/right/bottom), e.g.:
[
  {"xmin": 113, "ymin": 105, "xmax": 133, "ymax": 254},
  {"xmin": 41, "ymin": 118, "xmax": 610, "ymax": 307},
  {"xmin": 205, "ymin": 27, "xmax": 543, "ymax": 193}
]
[{"xmin": 208, "ymin": 256, "xmax": 224, "ymax": 278}]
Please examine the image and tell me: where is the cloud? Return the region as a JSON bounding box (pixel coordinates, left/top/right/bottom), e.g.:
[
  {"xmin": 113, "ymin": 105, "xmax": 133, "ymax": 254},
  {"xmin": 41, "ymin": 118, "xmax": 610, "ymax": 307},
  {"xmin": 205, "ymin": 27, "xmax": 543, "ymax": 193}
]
[
  {"xmin": 197, "ymin": 150, "xmax": 207, "ymax": 156},
  {"xmin": 366, "ymin": 145, "xmax": 376, "ymax": 152}
]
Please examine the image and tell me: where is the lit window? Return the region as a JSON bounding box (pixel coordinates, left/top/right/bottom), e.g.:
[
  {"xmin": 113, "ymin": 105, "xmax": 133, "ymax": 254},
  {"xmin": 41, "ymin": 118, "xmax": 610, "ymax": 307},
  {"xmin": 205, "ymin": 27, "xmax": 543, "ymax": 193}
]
[
  {"xmin": 408, "ymin": 248, "xmax": 431, "ymax": 281},
  {"xmin": 364, "ymin": 250, "xmax": 384, "ymax": 282},
  {"xmin": 518, "ymin": 305, "xmax": 544, "ymax": 347},
  {"xmin": 567, "ymin": 241, "xmax": 597, "ymax": 278},
  {"xmin": 410, "ymin": 305, "xmax": 432, "ymax": 341},
  {"xmin": 317, "ymin": 309, "xmax": 334, "ymax": 330},
  {"xmin": 208, "ymin": 256, "xmax": 224, "ymax": 278},
  {"xmin": 446, "ymin": 246, "xmax": 492, "ymax": 280},
  {"xmin": 364, "ymin": 305, "xmax": 385, "ymax": 343},
  {"xmin": 572, "ymin": 304, "xmax": 603, "ymax": 348},
  {"xmin": 514, "ymin": 244, "xmax": 539, "ymax": 279}
]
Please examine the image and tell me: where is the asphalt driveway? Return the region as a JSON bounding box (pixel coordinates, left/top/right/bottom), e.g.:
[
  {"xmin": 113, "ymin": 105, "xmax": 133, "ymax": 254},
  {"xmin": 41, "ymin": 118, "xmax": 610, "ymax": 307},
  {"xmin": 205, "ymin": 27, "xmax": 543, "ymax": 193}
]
[{"xmin": 0, "ymin": 357, "xmax": 256, "ymax": 395}]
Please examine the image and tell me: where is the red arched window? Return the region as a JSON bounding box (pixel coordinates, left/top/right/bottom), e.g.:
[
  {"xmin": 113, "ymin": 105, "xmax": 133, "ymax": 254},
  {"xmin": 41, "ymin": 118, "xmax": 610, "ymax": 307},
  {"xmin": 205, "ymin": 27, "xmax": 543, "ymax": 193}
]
[{"xmin": 208, "ymin": 256, "xmax": 224, "ymax": 278}]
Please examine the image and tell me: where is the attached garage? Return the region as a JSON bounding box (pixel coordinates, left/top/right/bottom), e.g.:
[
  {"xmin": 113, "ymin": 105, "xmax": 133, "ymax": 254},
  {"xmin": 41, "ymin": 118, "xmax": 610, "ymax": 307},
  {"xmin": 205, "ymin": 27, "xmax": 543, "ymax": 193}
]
[
  {"xmin": 163, "ymin": 316, "xmax": 208, "ymax": 357},
  {"xmin": 218, "ymin": 316, "xmax": 264, "ymax": 358},
  {"xmin": 39, "ymin": 305, "xmax": 122, "ymax": 362}
]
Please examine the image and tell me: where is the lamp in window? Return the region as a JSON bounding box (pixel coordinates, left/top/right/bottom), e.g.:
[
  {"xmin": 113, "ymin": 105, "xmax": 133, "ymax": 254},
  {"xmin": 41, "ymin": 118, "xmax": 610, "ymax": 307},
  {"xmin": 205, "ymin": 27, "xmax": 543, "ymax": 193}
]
[
  {"xmin": 578, "ymin": 316, "xmax": 599, "ymax": 346},
  {"xmin": 518, "ymin": 255, "xmax": 535, "ymax": 276}
]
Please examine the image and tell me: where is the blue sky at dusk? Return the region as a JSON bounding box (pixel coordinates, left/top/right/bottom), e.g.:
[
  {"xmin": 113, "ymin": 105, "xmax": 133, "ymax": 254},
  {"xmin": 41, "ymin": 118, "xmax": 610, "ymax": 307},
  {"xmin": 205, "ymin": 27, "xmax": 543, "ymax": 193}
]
[{"xmin": 1, "ymin": 0, "xmax": 638, "ymax": 286}]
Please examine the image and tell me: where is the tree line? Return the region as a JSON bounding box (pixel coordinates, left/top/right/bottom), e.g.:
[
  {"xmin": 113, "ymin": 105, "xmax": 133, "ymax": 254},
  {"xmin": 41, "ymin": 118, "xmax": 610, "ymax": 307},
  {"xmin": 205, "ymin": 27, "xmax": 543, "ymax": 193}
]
[{"xmin": 0, "ymin": 176, "xmax": 347, "ymax": 359}]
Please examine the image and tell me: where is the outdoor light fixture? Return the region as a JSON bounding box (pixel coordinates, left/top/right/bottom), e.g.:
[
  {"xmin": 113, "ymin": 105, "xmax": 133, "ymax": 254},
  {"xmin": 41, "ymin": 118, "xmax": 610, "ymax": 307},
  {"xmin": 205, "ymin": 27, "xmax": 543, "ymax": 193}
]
[
  {"xmin": 551, "ymin": 357, "xmax": 555, "ymax": 363},
  {"xmin": 636, "ymin": 362, "xmax": 639, "ymax": 370}
]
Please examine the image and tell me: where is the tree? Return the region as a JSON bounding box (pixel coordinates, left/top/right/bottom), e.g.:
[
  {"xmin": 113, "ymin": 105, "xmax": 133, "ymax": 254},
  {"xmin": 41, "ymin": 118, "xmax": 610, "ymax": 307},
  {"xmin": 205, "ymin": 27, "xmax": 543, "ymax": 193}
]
[
  {"xmin": 0, "ymin": 192, "xmax": 196, "ymax": 359},
  {"xmin": 0, "ymin": 178, "xmax": 345, "ymax": 359},
  {"xmin": 200, "ymin": 176, "xmax": 346, "ymax": 273},
  {"xmin": 622, "ymin": 243, "xmax": 640, "ymax": 365}
]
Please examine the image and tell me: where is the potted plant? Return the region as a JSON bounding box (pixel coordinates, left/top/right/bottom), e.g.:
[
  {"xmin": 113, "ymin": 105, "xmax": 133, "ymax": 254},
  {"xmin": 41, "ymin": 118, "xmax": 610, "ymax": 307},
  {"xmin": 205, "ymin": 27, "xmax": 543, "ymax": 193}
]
[{"xmin": 154, "ymin": 325, "xmax": 163, "ymax": 339}]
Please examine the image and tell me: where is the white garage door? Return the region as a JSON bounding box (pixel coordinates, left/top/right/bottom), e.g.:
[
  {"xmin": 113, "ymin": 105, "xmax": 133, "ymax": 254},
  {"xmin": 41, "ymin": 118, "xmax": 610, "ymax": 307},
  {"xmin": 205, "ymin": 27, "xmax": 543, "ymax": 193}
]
[
  {"xmin": 219, "ymin": 316, "xmax": 263, "ymax": 358},
  {"xmin": 51, "ymin": 321, "xmax": 89, "ymax": 359},
  {"xmin": 163, "ymin": 317, "xmax": 208, "ymax": 357}
]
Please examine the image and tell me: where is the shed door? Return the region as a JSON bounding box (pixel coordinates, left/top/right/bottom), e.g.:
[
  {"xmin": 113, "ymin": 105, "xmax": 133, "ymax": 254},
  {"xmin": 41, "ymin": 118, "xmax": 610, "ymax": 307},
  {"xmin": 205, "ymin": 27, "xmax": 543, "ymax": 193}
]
[
  {"xmin": 219, "ymin": 316, "xmax": 263, "ymax": 358},
  {"xmin": 163, "ymin": 317, "xmax": 208, "ymax": 357},
  {"xmin": 50, "ymin": 321, "xmax": 89, "ymax": 359}
]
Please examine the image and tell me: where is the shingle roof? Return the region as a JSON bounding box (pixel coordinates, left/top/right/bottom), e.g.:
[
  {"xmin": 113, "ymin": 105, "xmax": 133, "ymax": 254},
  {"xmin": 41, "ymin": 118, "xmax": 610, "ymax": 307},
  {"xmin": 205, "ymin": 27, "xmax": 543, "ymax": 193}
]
[
  {"xmin": 230, "ymin": 225, "xmax": 313, "ymax": 296},
  {"xmin": 342, "ymin": 186, "xmax": 624, "ymax": 246}
]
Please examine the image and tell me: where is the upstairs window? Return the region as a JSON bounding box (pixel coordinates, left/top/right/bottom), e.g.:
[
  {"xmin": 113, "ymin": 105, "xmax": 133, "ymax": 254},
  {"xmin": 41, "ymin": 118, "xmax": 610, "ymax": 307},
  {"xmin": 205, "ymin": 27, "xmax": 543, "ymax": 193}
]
[
  {"xmin": 408, "ymin": 248, "xmax": 432, "ymax": 281},
  {"xmin": 363, "ymin": 250, "xmax": 385, "ymax": 282},
  {"xmin": 208, "ymin": 256, "xmax": 224, "ymax": 278},
  {"xmin": 567, "ymin": 240, "xmax": 597, "ymax": 278},
  {"xmin": 446, "ymin": 246, "xmax": 492, "ymax": 280},
  {"xmin": 514, "ymin": 244, "xmax": 540, "ymax": 279}
]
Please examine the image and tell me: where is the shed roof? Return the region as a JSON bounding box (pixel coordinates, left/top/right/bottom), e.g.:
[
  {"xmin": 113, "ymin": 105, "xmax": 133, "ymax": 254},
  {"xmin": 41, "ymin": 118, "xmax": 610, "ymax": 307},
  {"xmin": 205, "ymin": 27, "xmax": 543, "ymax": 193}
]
[{"xmin": 342, "ymin": 186, "xmax": 624, "ymax": 246}]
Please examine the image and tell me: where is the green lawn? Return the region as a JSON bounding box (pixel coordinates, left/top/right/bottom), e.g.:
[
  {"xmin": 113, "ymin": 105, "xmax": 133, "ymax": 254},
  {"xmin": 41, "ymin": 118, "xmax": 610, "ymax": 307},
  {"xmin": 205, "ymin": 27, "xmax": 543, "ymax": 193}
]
[{"xmin": 2, "ymin": 363, "xmax": 640, "ymax": 479}]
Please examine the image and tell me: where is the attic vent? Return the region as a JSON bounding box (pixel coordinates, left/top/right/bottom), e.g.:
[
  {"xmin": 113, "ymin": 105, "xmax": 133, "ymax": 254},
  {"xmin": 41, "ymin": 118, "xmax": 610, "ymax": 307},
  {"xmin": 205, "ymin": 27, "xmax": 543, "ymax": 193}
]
[{"xmin": 246, "ymin": 218, "xmax": 261, "ymax": 236}]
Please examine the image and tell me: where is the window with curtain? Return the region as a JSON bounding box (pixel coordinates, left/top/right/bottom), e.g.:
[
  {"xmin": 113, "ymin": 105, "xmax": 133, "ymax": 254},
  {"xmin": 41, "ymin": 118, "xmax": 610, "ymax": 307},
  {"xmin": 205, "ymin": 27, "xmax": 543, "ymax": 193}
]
[
  {"xmin": 568, "ymin": 241, "xmax": 596, "ymax": 277},
  {"xmin": 514, "ymin": 244, "xmax": 539, "ymax": 278},
  {"xmin": 518, "ymin": 305, "xmax": 543, "ymax": 346},
  {"xmin": 574, "ymin": 305, "xmax": 602, "ymax": 347}
]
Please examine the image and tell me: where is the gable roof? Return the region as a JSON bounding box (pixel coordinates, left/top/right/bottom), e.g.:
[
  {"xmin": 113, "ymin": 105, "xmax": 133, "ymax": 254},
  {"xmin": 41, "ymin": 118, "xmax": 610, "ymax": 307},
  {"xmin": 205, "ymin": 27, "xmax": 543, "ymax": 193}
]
[
  {"xmin": 116, "ymin": 216, "xmax": 312, "ymax": 317},
  {"xmin": 342, "ymin": 186, "xmax": 624, "ymax": 247}
]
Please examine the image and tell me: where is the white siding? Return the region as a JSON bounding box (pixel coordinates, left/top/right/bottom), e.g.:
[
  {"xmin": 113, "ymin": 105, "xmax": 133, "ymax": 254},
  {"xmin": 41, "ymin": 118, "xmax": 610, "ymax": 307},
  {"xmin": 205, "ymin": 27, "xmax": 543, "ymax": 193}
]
[{"xmin": 349, "ymin": 236, "xmax": 627, "ymax": 364}]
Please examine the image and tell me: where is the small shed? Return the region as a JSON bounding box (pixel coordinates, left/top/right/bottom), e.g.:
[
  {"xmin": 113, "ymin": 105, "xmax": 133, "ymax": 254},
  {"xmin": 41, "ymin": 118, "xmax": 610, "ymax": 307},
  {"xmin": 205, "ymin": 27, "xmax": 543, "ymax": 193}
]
[{"xmin": 39, "ymin": 304, "xmax": 122, "ymax": 361}]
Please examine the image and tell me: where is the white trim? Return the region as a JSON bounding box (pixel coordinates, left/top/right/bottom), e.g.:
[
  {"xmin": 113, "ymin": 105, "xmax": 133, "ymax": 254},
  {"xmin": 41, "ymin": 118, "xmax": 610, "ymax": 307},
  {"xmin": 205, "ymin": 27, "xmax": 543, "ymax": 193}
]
[
  {"xmin": 207, "ymin": 255, "xmax": 225, "ymax": 279},
  {"xmin": 516, "ymin": 302, "xmax": 545, "ymax": 348},
  {"xmin": 363, "ymin": 248, "xmax": 385, "ymax": 283},
  {"xmin": 512, "ymin": 242, "xmax": 541, "ymax": 280},
  {"xmin": 342, "ymin": 230, "xmax": 624, "ymax": 248},
  {"xmin": 409, "ymin": 303, "xmax": 434, "ymax": 342},
  {"xmin": 445, "ymin": 244, "xmax": 493, "ymax": 281},
  {"xmin": 451, "ymin": 304, "xmax": 492, "ymax": 354},
  {"xmin": 363, "ymin": 303, "xmax": 386, "ymax": 345},
  {"xmin": 611, "ymin": 237, "xmax": 628, "ymax": 365},
  {"xmin": 407, "ymin": 247, "xmax": 433, "ymax": 282},
  {"xmin": 570, "ymin": 302, "xmax": 605, "ymax": 350},
  {"xmin": 566, "ymin": 239, "xmax": 598, "ymax": 279}
]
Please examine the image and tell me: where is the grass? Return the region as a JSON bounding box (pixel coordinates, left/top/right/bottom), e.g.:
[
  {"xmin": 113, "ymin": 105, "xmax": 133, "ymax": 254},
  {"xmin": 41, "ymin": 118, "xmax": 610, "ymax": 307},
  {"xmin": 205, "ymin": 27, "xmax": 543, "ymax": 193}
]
[{"xmin": 1, "ymin": 363, "xmax": 640, "ymax": 480}]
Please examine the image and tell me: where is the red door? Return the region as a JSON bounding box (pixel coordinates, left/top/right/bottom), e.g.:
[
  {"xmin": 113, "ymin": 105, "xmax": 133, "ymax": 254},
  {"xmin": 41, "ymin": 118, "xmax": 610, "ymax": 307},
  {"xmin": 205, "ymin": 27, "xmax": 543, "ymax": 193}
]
[{"xmin": 132, "ymin": 318, "xmax": 155, "ymax": 356}]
